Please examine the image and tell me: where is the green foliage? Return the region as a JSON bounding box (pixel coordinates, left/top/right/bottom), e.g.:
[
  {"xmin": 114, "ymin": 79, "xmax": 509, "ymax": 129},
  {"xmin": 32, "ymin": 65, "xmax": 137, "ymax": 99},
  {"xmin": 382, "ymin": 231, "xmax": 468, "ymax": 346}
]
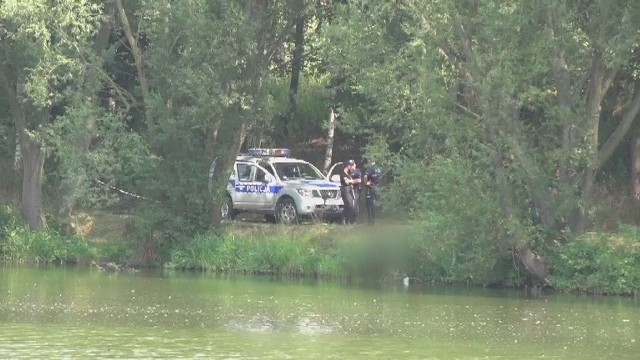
[
  {"xmin": 550, "ymin": 226, "xmax": 640, "ymax": 295},
  {"xmin": 0, "ymin": 0, "xmax": 103, "ymax": 106},
  {"xmin": 2, "ymin": 0, "xmax": 640, "ymax": 296},
  {"xmin": 95, "ymin": 242, "xmax": 128, "ymax": 263},
  {"xmin": 124, "ymin": 206, "xmax": 190, "ymax": 266},
  {"xmin": 0, "ymin": 204, "xmax": 24, "ymax": 239},
  {"xmin": 28, "ymin": 231, "xmax": 93, "ymax": 264},
  {"xmin": 168, "ymin": 227, "xmax": 346, "ymax": 277},
  {"xmin": 0, "ymin": 206, "xmax": 93, "ymax": 264},
  {"xmin": 389, "ymin": 155, "xmax": 522, "ymax": 284},
  {"xmin": 126, "ymin": 0, "xmax": 292, "ymax": 245},
  {"xmin": 267, "ymin": 75, "xmax": 332, "ymax": 145},
  {"xmin": 166, "ymin": 224, "xmax": 521, "ymax": 286},
  {"xmin": 1, "ymin": 205, "xmax": 93, "ymax": 264},
  {"xmin": 0, "ymin": 227, "xmax": 32, "ymax": 262},
  {"xmin": 45, "ymin": 98, "xmax": 152, "ymax": 208}
]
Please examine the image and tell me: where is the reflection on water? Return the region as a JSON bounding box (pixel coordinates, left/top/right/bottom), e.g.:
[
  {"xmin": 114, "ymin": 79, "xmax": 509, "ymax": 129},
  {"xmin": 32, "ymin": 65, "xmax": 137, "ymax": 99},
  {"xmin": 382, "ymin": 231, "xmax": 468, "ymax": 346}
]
[{"xmin": 1, "ymin": 266, "xmax": 640, "ymax": 359}]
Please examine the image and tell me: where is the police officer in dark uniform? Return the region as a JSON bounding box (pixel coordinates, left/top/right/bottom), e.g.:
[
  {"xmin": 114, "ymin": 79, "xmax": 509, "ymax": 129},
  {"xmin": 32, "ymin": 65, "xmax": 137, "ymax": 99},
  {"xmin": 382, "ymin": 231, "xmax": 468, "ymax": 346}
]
[
  {"xmin": 351, "ymin": 162, "xmax": 363, "ymax": 223},
  {"xmin": 340, "ymin": 160, "xmax": 358, "ymax": 225},
  {"xmin": 363, "ymin": 158, "xmax": 382, "ymax": 225}
]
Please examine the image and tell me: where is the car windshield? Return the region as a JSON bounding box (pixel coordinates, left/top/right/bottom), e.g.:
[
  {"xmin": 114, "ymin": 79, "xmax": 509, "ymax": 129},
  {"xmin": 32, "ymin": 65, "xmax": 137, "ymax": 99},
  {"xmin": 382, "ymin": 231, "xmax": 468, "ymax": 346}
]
[{"xmin": 273, "ymin": 162, "xmax": 324, "ymax": 181}]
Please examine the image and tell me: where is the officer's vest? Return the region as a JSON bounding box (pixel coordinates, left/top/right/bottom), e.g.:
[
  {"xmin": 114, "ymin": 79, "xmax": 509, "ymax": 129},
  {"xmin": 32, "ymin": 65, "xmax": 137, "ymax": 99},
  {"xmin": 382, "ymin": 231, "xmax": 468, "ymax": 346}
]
[{"xmin": 368, "ymin": 167, "xmax": 382, "ymax": 185}]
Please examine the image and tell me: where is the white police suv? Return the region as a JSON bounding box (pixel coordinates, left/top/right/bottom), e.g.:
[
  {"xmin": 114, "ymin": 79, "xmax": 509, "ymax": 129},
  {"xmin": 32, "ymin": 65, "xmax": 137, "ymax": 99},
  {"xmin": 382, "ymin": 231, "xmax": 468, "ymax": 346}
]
[{"xmin": 221, "ymin": 148, "xmax": 344, "ymax": 224}]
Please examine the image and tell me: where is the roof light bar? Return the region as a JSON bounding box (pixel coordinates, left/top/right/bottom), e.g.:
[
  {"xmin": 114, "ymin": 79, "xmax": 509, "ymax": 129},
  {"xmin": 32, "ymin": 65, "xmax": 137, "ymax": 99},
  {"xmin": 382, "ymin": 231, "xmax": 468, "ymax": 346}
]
[{"xmin": 248, "ymin": 148, "xmax": 291, "ymax": 157}]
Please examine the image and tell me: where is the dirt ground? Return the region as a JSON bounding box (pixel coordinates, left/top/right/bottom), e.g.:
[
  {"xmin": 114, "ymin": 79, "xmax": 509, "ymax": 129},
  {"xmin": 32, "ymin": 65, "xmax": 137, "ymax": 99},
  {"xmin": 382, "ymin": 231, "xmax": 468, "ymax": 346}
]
[{"xmin": 71, "ymin": 210, "xmax": 133, "ymax": 243}]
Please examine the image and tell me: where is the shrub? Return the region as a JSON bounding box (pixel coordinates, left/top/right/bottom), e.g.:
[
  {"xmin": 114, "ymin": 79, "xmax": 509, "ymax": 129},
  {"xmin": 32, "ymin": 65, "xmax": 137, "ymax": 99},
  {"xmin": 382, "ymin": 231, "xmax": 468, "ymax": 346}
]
[
  {"xmin": 0, "ymin": 227, "xmax": 31, "ymax": 262},
  {"xmin": 1, "ymin": 205, "xmax": 93, "ymax": 264},
  {"xmin": 0, "ymin": 204, "xmax": 24, "ymax": 239},
  {"xmin": 389, "ymin": 156, "xmax": 522, "ymax": 285},
  {"xmin": 95, "ymin": 242, "xmax": 128, "ymax": 263},
  {"xmin": 168, "ymin": 229, "xmax": 334, "ymax": 276},
  {"xmin": 550, "ymin": 225, "xmax": 640, "ymax": 295},
  {"xmin": 30, "ymin": 231, "xmax": 93, "ymax": 264},
  {"xmin": 166, "ymin": 223, "xmax": 515, "ymax": 283}
]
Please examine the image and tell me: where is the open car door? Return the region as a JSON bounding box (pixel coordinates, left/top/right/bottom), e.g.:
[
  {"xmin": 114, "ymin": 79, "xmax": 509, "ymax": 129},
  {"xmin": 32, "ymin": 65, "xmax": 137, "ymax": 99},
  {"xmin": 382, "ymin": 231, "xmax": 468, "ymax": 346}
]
[{"xmin": 326, "ymin": 162, "xmax": 343, "ymax": 183}]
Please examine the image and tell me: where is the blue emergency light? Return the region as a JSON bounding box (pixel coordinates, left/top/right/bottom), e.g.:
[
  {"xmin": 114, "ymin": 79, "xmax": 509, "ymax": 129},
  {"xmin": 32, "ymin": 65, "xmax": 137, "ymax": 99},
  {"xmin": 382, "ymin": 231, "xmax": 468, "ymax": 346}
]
[{"xmin": 248, "ymin": 148, "xmax": 291, "ymax": 157}]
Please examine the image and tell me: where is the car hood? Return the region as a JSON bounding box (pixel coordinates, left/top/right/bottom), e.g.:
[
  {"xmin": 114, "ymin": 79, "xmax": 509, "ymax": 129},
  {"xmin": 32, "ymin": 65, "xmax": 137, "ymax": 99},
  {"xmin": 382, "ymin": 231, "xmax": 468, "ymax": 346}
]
[{"xmin": 283, "ymin": 179, "xmax": 340, "ymax": 189}]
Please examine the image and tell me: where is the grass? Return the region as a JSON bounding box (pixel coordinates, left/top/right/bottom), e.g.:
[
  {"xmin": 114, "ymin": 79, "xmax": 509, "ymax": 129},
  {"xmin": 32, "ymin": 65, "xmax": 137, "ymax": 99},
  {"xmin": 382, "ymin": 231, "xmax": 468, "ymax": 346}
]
[
  {"xmin": 66, "ymin": 210, "xmax": 418, "ymax": 280},
  {"xmin": 164, "ymin": 220, "xmax": 419, "ymax": 279}
]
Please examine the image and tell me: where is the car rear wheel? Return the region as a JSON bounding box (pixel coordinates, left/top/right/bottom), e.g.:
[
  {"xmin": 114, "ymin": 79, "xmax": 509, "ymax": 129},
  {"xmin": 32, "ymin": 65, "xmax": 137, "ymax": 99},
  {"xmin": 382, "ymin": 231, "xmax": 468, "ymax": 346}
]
[{"xmin": 276, "ymin": 197, "xmax": 298, "ymax": 225}]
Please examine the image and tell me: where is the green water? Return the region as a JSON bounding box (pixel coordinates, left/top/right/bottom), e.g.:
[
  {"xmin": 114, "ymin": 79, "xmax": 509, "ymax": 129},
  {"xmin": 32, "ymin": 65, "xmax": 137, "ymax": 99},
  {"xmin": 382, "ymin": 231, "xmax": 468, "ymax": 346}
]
[{"xmin": 1, "ymin": 267, "xmax": 639, "ymax": 359}]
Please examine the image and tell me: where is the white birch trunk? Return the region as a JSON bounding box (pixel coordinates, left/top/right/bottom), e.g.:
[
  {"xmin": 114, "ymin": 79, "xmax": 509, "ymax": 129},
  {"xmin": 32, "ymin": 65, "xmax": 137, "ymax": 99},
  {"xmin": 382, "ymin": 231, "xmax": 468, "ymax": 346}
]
[
  {"xmin": 323, "ymin": 107, "xmax": 337, "ymax": 174},
  {"xmin": 13, "ymin": 134, "xmax": 21, "ymax": 172}
]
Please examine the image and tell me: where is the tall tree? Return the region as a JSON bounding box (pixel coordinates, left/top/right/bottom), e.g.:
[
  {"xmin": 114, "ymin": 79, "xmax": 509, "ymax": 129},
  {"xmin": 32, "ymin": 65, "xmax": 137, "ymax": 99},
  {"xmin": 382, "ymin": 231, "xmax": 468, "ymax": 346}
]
[
  {"xmin": 319, "ymin": 0, "xmax": 640, "ymax": 281},
  {"xmin": 0, "ymin": 0, "xmax": 102, "ymax": 229},
  {"xmin": 539, "ymin": 0, "xmax": 640, "ymax": 233},
  {"xmin": 55, "ymin": 0, "xmax": 118, "ymax": 218},
  {"xmin": 283, "ymin": 0, "xmax": 307, "ymax": 146},
  {"xmin": 134, "ymin": 0, "xmax": 294, "ymax": 234}
]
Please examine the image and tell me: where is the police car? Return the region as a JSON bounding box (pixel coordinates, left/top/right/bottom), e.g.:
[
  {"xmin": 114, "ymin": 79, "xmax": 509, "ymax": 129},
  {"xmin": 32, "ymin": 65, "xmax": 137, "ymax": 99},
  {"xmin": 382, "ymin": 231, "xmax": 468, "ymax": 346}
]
[{"xmin": 221, "ymin": 148, "xmax": 344, "ymax": 224}]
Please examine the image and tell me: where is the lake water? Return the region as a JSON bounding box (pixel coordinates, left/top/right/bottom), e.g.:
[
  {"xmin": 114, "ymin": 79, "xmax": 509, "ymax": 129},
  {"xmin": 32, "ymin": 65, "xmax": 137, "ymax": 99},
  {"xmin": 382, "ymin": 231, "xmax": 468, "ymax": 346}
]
[{"xmin": 1, "ymin": 266, "xmax": 639, "ymax": 359}]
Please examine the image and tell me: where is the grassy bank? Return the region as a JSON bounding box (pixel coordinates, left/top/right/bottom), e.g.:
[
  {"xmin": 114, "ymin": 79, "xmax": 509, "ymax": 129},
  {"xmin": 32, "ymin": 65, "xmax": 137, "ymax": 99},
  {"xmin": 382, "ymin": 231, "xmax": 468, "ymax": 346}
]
[
  {"xmin": 167, "ymin": 223, "xmax": 420, "ymax": 280},
  {"xmin": 0, "ymin": 206, "xmax": 93, "ymax": 264},
  {"xmin": 4, "ymin": 204, "xmax": 640, "ymax": 294}
]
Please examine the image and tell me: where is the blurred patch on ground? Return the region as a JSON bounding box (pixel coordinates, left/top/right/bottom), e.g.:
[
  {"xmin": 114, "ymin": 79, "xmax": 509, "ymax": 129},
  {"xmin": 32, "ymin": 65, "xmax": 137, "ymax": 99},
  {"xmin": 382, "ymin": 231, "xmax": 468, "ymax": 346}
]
[{"xmin": 72, "ymin": 210, "xmax": 132, "ymax": 244}]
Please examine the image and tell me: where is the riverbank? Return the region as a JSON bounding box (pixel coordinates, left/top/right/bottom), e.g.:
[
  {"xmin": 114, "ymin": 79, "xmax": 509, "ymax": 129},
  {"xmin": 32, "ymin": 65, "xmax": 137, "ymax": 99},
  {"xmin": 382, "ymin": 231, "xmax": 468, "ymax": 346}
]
[
  {"xmin": 167, "ymin": 221, "xmax": 420, "ymax": 281},
  {"xmin": 3, "ymin": 205, "xmax": 640, "ymax": 295}
]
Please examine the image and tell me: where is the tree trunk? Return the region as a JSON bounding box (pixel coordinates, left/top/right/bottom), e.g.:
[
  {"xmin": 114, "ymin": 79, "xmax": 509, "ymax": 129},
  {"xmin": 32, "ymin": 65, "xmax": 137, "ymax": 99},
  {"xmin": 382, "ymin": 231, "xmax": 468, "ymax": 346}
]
[
  {"xmin": 284, "ymin": 0, "xmax": 306, "ymax": 146},
  {"xmin": 323, "ymin": 107, "xmax": 337, "ymax": 173},
  {"xmin": 21, "ymin": 136, "xmax": 47, "ymax": 230},
  {"xmin": 546, "ymin": 7, "xmax": 622, "ymax": 234},
  {"xmin": 573, "ymin": 79, "xmax": 640, "ymax": 233},
  {"xmin": 0, "ymin": 65, "xmax": 48, "ymax": 230},
  {"xmin": 211, "ymin": 123, "xmax": 247, "ymax": 227},
  {"xmin": 13, "ymin": 133, "xmax": 21, "ymax": 172},
  {"xmin": 115, "ymin": 0, "xmax": 154, "ymax": 131},
  {"xmin": 205, "ymin": 118, "xmax": 222, "ymax": 157},
  {"xmin": 632, "ymin": 134, "xmax": 640, "ymax": 201}
]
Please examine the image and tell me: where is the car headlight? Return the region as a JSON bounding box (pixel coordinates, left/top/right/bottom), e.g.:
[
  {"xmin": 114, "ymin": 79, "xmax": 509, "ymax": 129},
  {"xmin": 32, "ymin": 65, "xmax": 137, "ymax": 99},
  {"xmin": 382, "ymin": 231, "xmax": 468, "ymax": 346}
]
[{"xmin": 296, "ymin": 188, "xmax": 312, "ymax": 197}]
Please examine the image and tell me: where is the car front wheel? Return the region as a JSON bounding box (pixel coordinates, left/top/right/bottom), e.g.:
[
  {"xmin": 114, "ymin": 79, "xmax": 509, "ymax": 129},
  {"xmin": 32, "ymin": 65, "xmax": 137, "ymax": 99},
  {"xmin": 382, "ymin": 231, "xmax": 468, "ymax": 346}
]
[
  {"xmin": 221, "ymin": 196, "xmax": 235, "ymax": 220},
  {"xmin": 276, "ymin": 197, "xmax": 298, "ymax": 225}
]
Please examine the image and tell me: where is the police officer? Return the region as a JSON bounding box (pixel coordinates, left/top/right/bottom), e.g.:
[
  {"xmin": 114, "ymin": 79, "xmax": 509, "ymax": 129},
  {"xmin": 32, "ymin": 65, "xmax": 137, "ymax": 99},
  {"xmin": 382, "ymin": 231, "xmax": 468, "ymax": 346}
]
[
  {"xmin": 340, "ymin": 160, "xmax": 358, "ymax": 225},
  {"xmin": 363, "ymin": 158, "xmax": 382, "ymax": 225},
  {"xmin": 351, "ymin": 162, "xmax": 363, "ymax": 223}
]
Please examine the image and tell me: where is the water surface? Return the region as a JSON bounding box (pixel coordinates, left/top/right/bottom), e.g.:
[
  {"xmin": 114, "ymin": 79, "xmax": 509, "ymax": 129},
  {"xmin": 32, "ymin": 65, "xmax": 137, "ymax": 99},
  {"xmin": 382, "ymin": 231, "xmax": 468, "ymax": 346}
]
[{"xmin": 1, "ymin": 266, "xmax": 639, "ymax": 359}]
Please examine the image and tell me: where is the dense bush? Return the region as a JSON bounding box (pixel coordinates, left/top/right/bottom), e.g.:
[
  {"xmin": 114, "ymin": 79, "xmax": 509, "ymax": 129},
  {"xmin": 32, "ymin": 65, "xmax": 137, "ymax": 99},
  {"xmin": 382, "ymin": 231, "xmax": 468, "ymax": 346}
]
[
  {"xmin": 1, "ymin": 227, "xmax": 93, "ymax": 264},
  {"xmin": 0, "ymin": 205, "xmax": 23, "ymax": 239},
  {"xmin": 383, "ymin": 155, "xmax": 524, "ymax": 286},
  {"xmin": 0, "ymin": 205, "xmax": 93, "ymax": 264},
  {"xmin": 550, "ymin": 226, "xmax": 640, "ymax": 295}
]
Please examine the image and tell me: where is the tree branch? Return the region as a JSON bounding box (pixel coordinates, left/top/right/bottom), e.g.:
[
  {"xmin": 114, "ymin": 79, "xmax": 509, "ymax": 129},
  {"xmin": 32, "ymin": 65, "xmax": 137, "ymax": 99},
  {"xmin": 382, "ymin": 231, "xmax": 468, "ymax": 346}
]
[
  {"xmin": 115, "ymin": 0, "xmax": 154, "ymax": 131},
  {"xmin": 95, "ymin": 65, "xmax": 135, "ymax": 111},
  {"xmin": 596, "ymin": 81, "xmax": 640, "ymax": 169}
]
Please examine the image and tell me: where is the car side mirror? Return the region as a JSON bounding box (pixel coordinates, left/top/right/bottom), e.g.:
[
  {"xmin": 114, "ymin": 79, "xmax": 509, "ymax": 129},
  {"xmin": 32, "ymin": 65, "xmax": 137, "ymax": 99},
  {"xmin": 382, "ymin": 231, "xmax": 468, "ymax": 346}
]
[
  {"xmin": 263, "ymin": 174, "xmax": 274, "ymax": 183},
  {"xmin": 330, "ymin": 174, "xmax": 340, "ymax": 183}
]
